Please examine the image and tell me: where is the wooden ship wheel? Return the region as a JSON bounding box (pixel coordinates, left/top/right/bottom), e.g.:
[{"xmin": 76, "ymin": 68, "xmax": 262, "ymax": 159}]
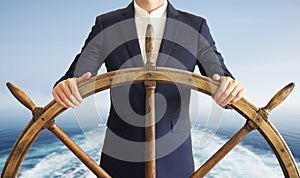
[{"xmin": 2, "ymin": 25, "xmax": 299, "ymax": 178}]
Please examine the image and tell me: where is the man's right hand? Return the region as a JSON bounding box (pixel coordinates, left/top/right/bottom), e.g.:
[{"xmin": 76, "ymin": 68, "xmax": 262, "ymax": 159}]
[{"xmin": 52, "ymin": 72, "xmax": 91, "ymax": 108}]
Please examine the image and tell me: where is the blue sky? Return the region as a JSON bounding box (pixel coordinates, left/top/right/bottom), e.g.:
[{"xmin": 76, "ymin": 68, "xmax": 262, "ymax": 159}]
[{"xmin": 0, "ymin": 0, "xmax": 300, "ymax": 122}]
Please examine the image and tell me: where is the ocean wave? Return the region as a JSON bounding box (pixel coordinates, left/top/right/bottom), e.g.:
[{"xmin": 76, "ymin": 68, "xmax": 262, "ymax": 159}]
[
  {"xmin": 3, "ymin": 127, "xmax": 299, "ymax": 177},
  {"xmin": 19, "ymin": 128, "xmax": 104, "ymax": 178},
  {"xmin": 192, "ymin": 129, "xmax": 284, "ymax": 178}
]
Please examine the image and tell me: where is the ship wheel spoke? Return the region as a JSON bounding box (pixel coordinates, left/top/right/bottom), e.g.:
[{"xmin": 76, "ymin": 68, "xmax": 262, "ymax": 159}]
[
  {"xmin": 44, "ymin": 120, "xmax": 111, "ymax": 178},
  {"xmin": 192, "ymin": 120, "xmax": 257, "ymax": 177},
  {"xmin": 2, "ymin": 68, "xmax": 299, "ymax": 178}
]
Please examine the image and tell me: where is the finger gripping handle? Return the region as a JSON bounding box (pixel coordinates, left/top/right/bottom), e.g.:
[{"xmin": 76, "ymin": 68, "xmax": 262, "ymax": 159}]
[
  {"xmin": 263, "ymin": 82, "xmax": 295, "ymax": 114},
  {"xmin": 6, "ymin": 82, "xmax": 37, "ymax": 112}
]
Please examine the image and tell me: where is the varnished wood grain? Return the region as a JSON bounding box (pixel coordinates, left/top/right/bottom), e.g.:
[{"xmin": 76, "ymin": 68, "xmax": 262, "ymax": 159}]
[
  {"xmin": 49, "ymin": 122, "xmax": 111, "ymax": 178},
  {"xmin": 6, "ymin": 82, "xmax": 37, "ymax": 112},
  {"xmin": 145, "ymin": 24, "xmax": 156, "ymax": 178},
  {"xmin": 2, "ymin": 68, "xmax": 299, "ymax": 178}
]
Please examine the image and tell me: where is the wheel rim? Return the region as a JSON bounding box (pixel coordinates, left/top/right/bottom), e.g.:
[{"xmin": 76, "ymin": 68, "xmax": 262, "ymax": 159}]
[{"xmin": 2, "ymin": 67, "xmax": 299, "ymax": 178}]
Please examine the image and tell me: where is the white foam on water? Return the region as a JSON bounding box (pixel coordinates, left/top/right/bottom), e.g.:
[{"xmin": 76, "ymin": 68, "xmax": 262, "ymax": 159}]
[
  {"xmin": 192, "ymin": 129, "xmax": 285, "ymax": 178},
  {"xmin": 18, "ymin": 127, "xmax": 104, "ymax": 178},
  {"xmin": 15, "ymin": 127, "xmax": 300, "ymax": 178}
]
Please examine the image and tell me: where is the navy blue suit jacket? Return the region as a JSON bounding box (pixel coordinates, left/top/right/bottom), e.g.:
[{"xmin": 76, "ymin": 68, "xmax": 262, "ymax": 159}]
[{"xmin": 56, "ymin": 1, "xmax": 233, "ymax": 178}]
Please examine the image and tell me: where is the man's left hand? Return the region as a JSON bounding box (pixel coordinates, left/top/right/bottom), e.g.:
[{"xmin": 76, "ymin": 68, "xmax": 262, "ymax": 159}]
[{"xmin": 213, "ymin": 74, "xmax": 245, "ymax": 107}]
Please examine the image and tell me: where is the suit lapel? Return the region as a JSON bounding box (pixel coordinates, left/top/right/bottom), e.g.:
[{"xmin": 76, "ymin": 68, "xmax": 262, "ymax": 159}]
[
  {"xmin": 118, "ymin": 2, "xmax": 144, "ymax": 67},
  {"xmin": 157, "ymin": 3, "xmax": 182, "ymax": 67},
  {"xmin": 117, "ymin": 2, "xmax": 182, "ymax": 68}
]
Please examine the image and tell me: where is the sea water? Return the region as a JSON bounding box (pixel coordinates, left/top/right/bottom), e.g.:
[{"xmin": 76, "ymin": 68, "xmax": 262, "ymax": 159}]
[{"xmin": 0, "ymin": 117, "xmax": 299, "ymax": 178}]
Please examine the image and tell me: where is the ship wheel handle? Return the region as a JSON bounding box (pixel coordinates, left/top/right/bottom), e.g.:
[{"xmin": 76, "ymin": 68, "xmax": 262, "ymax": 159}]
[{"xmin": 2, "ymin": 70, "xmax": 299, "ymax": 178}]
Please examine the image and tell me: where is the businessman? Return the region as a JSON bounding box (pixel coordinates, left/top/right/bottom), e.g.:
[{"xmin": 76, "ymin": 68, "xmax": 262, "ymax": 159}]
[{"xmin": 52, "ymin": 0, "xmax": 245, "ymax": 177}]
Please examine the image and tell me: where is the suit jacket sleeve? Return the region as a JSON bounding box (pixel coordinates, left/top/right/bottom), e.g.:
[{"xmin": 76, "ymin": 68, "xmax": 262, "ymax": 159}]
[
  {"xmin": 196, "ymin": 19, "xmax": 234, "ymax": 79},
  {"xmin": 54, "ymin": 17, "xmax": 104, "ymax": 87}
]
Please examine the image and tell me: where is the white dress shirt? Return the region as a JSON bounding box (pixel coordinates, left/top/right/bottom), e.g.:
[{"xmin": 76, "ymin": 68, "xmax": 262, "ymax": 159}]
[{"xmin": 134, "ymin": 1, "xmax": 168, "ymax": 63}]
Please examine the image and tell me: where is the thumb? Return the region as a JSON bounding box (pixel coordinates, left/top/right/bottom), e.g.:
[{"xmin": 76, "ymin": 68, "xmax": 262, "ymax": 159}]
[
  {"xmin": 76, "ymin": 72, "xmax": 91, "ymax": 84},
  {"xmin": 212, "ymin": 73, "xmax": 221, "ymax": 81}
]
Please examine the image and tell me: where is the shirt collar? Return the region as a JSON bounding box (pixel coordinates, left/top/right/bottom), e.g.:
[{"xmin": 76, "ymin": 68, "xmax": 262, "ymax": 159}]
[{"xmin": 134, "ymin": 1, "xmax": 168, "ymax": 18}]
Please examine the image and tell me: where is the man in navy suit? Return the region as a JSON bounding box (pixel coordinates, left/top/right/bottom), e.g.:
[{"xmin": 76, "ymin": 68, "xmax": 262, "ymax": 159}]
[{"xmin": 52, "ymin": 0, "xmax": 245, "ymax": 177}]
